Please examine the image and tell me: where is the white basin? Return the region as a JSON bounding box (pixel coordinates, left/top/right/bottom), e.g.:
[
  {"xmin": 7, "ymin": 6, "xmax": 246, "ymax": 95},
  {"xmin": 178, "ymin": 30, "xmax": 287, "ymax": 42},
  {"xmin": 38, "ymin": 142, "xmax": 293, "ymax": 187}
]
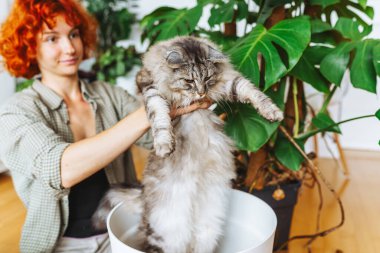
[{"xmin": 107, "ymin": 189, "xmax": 277, "ymax": 253}]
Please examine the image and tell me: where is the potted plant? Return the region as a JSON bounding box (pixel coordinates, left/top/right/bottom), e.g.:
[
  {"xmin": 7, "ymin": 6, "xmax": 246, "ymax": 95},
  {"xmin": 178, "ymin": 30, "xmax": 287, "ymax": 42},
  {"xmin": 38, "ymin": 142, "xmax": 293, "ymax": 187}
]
[
  {"xmin": 81, "ymin": 0, "xmax": 141, "ymax": 84},
  {"xmin": 138, "ymin": 0, "xmax": 380, "ymax": 250}
]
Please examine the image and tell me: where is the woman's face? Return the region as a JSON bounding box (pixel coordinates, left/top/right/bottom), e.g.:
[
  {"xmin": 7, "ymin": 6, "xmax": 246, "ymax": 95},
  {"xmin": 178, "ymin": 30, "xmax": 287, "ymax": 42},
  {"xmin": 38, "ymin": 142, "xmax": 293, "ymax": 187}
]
[{"xmin": 36, "ymin": 16, "xmax": 84, "ymax": 79}]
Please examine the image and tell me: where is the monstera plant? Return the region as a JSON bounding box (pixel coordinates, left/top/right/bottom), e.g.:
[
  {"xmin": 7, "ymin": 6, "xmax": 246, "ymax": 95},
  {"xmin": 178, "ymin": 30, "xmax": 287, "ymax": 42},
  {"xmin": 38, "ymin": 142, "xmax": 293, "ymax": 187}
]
[
  {"xmin": 140, "ymin": 0, "xmax": 379, "ymax": 183},
  {"xmin": 139, "ymin": 0, "xmax": 380, "ymax": 250}
]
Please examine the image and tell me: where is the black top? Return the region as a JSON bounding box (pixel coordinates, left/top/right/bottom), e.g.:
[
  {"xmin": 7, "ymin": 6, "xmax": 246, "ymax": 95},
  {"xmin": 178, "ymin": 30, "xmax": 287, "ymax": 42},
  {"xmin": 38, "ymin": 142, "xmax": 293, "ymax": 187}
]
[{"xmin": 64, "ymin": 169, "xmax": 110, "ymax": 238}]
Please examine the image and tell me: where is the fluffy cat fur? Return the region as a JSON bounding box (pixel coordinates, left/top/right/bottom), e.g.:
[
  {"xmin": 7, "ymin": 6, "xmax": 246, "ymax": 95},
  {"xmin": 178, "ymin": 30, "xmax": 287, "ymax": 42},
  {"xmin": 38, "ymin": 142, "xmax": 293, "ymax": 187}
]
[{"xmin": 93, "ymin": 36, "xmax": 283, "ymax": 253}]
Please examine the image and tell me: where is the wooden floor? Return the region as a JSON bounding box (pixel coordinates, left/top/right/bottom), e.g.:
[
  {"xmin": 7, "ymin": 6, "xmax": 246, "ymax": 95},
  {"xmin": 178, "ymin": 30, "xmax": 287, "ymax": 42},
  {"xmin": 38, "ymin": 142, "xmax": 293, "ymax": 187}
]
[
  {"xmin": 0, "ymin": 148, "xmax": 379, "ymax": 253},
  {"xmin": 288, "ymin": 149, "xmax": 380, "ymax": 253}
]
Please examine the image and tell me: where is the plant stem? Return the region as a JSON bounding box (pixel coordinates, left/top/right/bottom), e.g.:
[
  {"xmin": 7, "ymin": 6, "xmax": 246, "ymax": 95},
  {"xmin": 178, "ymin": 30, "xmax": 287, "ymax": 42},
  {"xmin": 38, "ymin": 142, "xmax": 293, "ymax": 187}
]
[
  {"xmin": 293, "ymin": 78, "xmax": 300, "ymax": 137},
  {"xmin": 297, "ymin": 114, "xmax": 375, "ymax": 140},
  {"xmin": 275, "ymin": 126, "xmax": 345, "ymax": 251},
  {"xmin": 320, "ymin": 85, "xmax": 338, "ymax": 114}
]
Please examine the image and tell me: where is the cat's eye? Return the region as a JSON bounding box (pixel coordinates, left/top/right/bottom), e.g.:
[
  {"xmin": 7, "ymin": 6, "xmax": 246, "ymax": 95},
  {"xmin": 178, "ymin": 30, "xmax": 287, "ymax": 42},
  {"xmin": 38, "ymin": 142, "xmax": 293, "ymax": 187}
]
[
  {"xmin": 204, "ymin": 76, "xmax": 211, "ymax": 81},
  {"xmin": 184, "ymin": 79, "xmax": 193, "ymax": 83},
  {"xmin": 184, "ymin": 84, "xmax": 192, "ymax": 90}
]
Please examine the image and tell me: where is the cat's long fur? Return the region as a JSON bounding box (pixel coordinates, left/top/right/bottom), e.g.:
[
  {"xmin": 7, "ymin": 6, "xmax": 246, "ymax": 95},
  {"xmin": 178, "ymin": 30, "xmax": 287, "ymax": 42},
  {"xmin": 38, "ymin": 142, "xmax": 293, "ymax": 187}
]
[{"xmin": 93, "ymin": 36, "xmax": 283, "ymax": 253}]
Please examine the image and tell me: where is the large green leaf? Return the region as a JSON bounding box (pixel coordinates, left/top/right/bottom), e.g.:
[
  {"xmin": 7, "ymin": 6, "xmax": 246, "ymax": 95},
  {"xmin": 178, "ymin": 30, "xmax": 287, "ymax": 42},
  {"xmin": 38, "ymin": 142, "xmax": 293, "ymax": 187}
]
[
  {"xmin": 196, "ymin": 29, "xmax": 237, "ymax": 51},
  {"xmin": 291, "ymin": 46, "xmax": 332, "ymax": 93},
  {"xmin": 312, "ymin": 112, "xmax": 341, "ymax": 134},
  {"xmin": 374, "ymin": 44, "xmax": 380, "ymax": 76},
  {"xmin": 334, "ymin": 17, "xmax": 372, "ymax": 41},
  {"xmin": 351, "ymin": 39, "xmax": 378, "ymax": 93},
  {"xmin": 208, "ymin": 0, "xmax": 248, "ymax": 27},
  {"xmin": 320, "ymin": 42, "xmax": 355, "ymax": 86},
  {"xmin": 324, "ymin": 1, "xmax": 374, "ymax": 28},
  {"xmin": 208, "ymin": 1, "xmax": 235, "ymax": 27},
  {"xmin": 223, "ymin": 82, "xmax": 285, "ymax": 152},
  {"xmin": 359, "ymin": 0, "xmax": 367, "ymax": 8},
  {"xmin": 236, "ymin": 1, "xmax": 249, "ymax": 21},
  {"xmin": 224, "ymin": 103, "xmax": 281, "ymax": 151},
  {"xmin": 141, "ymin": 6, "xmax": 202, "ymax": 44},
  {"xmin": 274, "ymin": 133, "xmax": 305, "ymax": 171},
  {"xmin": 311, "ymin": 19, "xmax": 332, "ymax": 34},
  {"xmin": 310, "ymin": 0, "xmax": 339, "ymax": 8},
  {"xmin": 228, "ymin": 17, "xmax": 310, "ymax": 89},
  {"xmin": 256, "ymin": 0, "xmax": 292, "ymax": 24}
]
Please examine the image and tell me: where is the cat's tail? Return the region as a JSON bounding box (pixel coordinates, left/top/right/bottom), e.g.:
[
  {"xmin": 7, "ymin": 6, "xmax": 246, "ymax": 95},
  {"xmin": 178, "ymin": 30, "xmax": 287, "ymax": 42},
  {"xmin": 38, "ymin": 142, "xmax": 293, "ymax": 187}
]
[{"xmin": 92, "ymin": 185, "xmax": 143, "ymax": 231}]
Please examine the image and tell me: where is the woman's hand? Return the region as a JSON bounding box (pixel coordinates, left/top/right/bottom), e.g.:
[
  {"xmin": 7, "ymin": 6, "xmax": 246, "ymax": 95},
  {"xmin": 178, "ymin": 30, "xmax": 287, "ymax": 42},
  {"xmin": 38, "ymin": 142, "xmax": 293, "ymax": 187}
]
[{"xmin": 169, "ymin": 99, "xmax": 213, "ymax": 118}]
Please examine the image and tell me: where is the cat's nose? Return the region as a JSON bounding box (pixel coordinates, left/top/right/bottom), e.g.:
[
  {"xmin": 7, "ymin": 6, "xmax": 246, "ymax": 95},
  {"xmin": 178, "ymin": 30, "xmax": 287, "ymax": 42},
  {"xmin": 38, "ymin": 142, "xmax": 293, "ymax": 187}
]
[{"xmin": 198, "ymin": 92, "xmax": 206, "ymax": 98}]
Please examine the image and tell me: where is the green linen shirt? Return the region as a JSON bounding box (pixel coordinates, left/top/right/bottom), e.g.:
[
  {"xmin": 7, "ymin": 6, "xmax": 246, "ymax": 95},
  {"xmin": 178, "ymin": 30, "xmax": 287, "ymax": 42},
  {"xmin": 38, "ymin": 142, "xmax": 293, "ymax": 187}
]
[{"xmin": 0, "ymin": 79, "xmax": 152, "ymax": 253}]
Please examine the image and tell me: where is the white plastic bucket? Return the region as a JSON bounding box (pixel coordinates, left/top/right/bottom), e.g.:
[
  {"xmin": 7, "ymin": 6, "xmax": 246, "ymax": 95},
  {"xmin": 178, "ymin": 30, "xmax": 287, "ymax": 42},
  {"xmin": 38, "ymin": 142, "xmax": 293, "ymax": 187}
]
[{"xmin": 107, "ymin": 189, "xmax": 277, "ymax": 253}]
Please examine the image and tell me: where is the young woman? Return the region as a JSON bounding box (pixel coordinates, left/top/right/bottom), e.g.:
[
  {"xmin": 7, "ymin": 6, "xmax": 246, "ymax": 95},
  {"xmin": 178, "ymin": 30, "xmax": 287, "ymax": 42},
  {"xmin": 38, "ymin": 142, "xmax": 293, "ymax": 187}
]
[{"xmin": 0, "ymin": 1, "xmax": 208, "ymax": 252}]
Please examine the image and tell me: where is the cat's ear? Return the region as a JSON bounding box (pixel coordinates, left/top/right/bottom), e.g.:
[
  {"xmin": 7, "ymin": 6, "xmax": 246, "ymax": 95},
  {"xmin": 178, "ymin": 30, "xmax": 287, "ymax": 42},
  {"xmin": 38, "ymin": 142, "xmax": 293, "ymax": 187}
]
[
  {"xmin": 208, "ymin": 46, "xmax": 228, "ymax": 63},
  {"xmin": 166, "ymin": 50, "xmax": 185, "ymax": 68}
]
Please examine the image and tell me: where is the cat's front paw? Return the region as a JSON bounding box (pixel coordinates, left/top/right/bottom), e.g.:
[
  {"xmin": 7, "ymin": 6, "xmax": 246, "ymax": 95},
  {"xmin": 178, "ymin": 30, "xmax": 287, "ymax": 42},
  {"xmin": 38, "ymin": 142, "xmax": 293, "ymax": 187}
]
[
  {"xmin": 261, "ymin": 105, "xmax": 284, "ymax": 122},
  {"xmin": 154, "ymin": 134, "xmax": 175, "ymax": 157}
]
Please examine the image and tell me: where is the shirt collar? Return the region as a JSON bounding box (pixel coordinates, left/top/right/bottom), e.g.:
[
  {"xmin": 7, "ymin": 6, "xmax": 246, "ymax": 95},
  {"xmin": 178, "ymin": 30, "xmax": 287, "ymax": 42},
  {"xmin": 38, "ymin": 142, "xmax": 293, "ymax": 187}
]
[
  {"xmin": 79, "ymin": 79, "xmax": 100, "ymax": 101},
  {"xmin": 32, "ymin": 79, "xmax": 64, "ymax": 110},
  {"xmin": 32, "ymin": 79, "xmax": 100, "ymax": 110}
]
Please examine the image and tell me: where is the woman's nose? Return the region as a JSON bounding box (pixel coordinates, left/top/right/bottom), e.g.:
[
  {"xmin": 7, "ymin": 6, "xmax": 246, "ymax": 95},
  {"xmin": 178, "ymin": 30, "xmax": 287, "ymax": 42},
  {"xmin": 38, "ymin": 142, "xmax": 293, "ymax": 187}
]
[{"xmin": 62, "ymin": 38, "xmax": 75, "ymax": 54}]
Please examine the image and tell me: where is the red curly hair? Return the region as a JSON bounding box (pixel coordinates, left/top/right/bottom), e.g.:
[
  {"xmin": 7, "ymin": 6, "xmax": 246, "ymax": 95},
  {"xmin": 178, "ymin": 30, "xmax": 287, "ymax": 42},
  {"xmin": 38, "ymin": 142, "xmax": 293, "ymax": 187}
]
[{"xmin": 0, "ymin": 0, "xmax": 98, "ymax": 78}]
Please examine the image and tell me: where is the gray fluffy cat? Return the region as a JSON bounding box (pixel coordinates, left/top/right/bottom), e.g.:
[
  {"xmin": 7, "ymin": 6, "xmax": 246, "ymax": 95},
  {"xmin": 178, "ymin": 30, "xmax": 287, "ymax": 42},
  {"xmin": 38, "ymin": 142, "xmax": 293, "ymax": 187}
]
[{"xmin": 94, "ymin": 36, "xmax": 283, "ymax": 253}]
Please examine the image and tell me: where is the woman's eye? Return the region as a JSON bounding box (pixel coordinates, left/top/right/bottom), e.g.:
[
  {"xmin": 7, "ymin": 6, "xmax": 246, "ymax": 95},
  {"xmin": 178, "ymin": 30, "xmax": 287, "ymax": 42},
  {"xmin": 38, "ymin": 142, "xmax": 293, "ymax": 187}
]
[
  {"xmin": 70, "ymin": 32, "xmax": 80, "ymax": 39},
  {"xmin": 46, "ymin": 36, "xmax": 56, "ymax": 43}
]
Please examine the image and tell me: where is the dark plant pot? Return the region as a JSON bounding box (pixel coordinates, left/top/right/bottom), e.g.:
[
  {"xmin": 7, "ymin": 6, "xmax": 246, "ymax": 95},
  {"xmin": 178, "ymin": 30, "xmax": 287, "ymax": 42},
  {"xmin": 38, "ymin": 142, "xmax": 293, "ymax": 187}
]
[{"xmin": 251, "ymin": 180, "xmax": 302, "ymax": 251}]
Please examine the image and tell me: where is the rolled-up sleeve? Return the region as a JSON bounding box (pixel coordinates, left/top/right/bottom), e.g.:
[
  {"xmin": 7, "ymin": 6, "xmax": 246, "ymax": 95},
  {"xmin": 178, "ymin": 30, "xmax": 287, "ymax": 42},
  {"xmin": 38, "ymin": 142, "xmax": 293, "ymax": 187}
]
[
  {"xmin": 111, "ymin": 84, "xmax": 153, "ymax": 150},
  {"xmin": 0, "ymin": 107, "xmax": 70, "ymax": 198}
]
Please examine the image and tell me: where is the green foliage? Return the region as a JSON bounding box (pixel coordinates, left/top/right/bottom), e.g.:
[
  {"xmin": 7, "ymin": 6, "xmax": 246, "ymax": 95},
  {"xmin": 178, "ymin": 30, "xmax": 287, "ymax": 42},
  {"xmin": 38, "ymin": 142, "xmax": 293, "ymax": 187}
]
[
  {"xmin": 334, "ymin": 18, "xmax": 372, "ymax": 41},
  {"xmin": 228, "ymin": 17, "xmax": 310, "ymax": 89},
  {"xmin": 274, "ymin": 133, "xmax": 305, "ymax": 171},
  {"xmin": 320, "ymin": 42, "xmax": 354, "ymax": 86},
  {"xmin": 16, "ymin": 79, "xmax": 33, "ymax": 92},
  {"xmin": 140, "ymin": 0, "xmax": 380, "ymax": 172},
  {"xmin": 224, "ymin": 82, "xmax": 285, "ymax": 151},
  {"xmin": 141, "ymin": 6, "xmax": 203, "ymax": 44},
  {"xmin": 83, "ymin": 0, "xmax": 140, "ymax": 83},
  {"xmin": 375, "ymin": 109, "xmax": 380, "ymax": 120},
  {"xmin": 92, "ymin": 46, "xmax": 140, "ymax": 84},
  {"xmin": 311, "ymin": 112, "xmax": 341, "ymax": 134},
  {"xmin": 290, "ymin": 46, "xmax": 331, "ymax": 92},
  {"xmin": 374, "ymin": 44, "xmax": 380, "ymax": 76},
  {"xmin": 208, "ymin": 0, "xmax": 248, "ymax": 26},
  {"xmin": 83, "ymin": 0, "xmax": 136, "ymax": 52},
  {"xmin": 310, "ymin": 0, "xmax": 339, "ymax": 9}
]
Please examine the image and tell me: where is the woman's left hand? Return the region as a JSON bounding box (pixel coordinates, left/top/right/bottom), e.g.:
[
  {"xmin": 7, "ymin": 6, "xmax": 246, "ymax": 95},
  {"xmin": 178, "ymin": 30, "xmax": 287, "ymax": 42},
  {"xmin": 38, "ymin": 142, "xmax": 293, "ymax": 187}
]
[{"xmin": 169, "ymin": 99, "xmax": 213, "ymax": 118}]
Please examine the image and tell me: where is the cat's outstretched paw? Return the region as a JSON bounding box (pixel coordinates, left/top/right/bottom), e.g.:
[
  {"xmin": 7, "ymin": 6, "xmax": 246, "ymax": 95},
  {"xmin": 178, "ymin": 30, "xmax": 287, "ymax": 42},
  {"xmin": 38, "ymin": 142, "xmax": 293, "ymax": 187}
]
[
  {"xmin": 261, "ymin": 105, "xmax": 284, "ymax": 122},
  {"xmin": 154, "ymin": 134, "xmax": 175, "ymax": 157}
]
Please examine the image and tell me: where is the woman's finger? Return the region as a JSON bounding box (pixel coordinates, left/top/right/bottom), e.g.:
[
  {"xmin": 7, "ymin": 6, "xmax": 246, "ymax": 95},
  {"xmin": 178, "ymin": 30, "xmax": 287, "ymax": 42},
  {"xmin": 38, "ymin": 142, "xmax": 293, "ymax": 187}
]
[{"xmin": 170, "ymin": 100, "xmax": 212, "ymax": 118}]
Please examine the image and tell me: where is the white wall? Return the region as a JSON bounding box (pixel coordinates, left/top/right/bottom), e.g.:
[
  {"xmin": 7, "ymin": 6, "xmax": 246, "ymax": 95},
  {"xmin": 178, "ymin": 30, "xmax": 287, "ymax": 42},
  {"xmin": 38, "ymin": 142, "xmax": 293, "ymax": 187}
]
[
  {"xmin": 339, "ymin": 0, "xmax": 380, "ymax": 151},
  {"xmin": 0, "ymin": 0, "xmax": 15, "ymax": 107},
  {"xmin": 306, "ymin": 0, "xmax": 380, "ymax": 156}
]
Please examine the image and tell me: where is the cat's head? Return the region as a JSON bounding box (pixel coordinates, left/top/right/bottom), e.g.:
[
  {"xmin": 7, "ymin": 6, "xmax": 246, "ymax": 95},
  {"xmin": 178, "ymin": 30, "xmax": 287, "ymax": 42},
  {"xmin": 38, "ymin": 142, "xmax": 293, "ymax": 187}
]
[{"xmin": 164, "ymin": 37, "xmax": 228, "ymax": 105}]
